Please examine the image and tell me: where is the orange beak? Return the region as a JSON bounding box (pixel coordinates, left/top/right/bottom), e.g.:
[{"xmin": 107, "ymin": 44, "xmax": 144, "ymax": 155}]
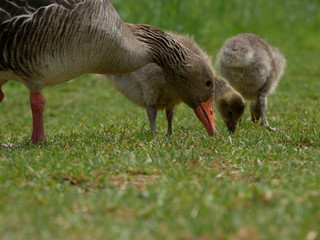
[{"xmin": 193, "ymin": 96, "xmax": 215, "ymax": 135}]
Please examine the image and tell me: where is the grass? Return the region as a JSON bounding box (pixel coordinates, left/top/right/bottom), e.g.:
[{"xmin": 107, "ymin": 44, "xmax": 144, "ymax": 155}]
[{"xmin": 0, "ymin": 0, "xmax": 320, "ymax": 239}]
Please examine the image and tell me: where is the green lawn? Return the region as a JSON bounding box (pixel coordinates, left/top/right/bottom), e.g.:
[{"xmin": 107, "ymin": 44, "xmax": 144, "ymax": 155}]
[{"xmin": 1, "ymin": 0, "xmax": 319, "ymax": 239}]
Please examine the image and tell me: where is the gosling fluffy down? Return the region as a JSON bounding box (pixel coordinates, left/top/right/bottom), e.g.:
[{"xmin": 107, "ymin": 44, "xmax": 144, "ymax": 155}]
[{"xmin": 217, "ymin": 33, "xmax": 286, "ymax": 130}]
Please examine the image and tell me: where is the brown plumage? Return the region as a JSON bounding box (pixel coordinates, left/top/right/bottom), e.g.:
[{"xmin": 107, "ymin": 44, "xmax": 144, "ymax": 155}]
[
  {"xmin": 108, "ymin": 33, "xmax": 245, "ymax": 135},
  {"xmin": 0, "ymin": 0, "xmax": 215, "ymax": 144},
  {"xmin": 108, "ymin": 63, "xmax": 180, "ymax": 136},
  {"xmin": 217, "ymin": 33, "xmax": 286, "ymax": 130},
  {"xmin": 214, "ymin": 76, "xmax": 245, "ymax": 133}
]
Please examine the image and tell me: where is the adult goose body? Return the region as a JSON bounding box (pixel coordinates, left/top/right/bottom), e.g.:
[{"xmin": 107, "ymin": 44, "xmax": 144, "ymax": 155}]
[{"xmin": 0, "ymin": 0, "xmax": 215, "ymax": 144}]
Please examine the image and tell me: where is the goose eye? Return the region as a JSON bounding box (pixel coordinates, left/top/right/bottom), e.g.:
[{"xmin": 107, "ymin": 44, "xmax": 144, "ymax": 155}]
[
  {"xmin": 205, "ymin": 80, "xmax": 212, "ymax": 87},
  {"xmin": 228, "ymin": 111, "xmax": 232, "ymax": 116}
]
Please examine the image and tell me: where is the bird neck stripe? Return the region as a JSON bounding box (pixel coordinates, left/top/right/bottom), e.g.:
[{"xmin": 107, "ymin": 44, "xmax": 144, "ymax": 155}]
[{"xmin": 131, "ymin": 24, "xmax": 189, "ymax": 70}]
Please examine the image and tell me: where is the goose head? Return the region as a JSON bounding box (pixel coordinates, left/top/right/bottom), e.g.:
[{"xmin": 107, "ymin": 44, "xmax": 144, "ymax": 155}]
[{"xmin": 164, "ymin": 54, "xmax": 215, "ymax": 135}]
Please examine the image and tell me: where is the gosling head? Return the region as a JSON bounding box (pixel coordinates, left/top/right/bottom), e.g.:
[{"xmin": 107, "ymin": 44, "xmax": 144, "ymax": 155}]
[
  {"xmin": 165, "ymin": 54, "xmax": 216, "ymax": 135},
  {"xmin": 216, "ymin": 90, "xmax": 245, "ymax": 133}
]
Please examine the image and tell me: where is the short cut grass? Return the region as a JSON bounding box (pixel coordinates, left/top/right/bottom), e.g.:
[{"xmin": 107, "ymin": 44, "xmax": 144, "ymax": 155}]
[{"xmin": 0, "ymin": 0, "xmax": 319, "ymax": 239}]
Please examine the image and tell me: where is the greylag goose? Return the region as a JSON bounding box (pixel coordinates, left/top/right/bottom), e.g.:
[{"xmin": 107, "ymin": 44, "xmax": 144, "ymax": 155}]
[
  {"xmin": 217, "ymin": 33, "xmax": 286, "ymax": 131},
  {"xmin": 0, "ymin": 0, "xmax": 215, "ymax": 144},
  {"xmin": 109, "ymin": 33, "xmax": 245, "ymax": 135}
]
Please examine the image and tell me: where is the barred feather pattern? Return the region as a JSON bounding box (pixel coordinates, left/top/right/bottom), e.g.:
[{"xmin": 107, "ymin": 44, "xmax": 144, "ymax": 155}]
[
  {"xmin": 0, "ymin": 0, "xmax": 128, "ymax": 91},
  {"xmin": 0, "ymin": 0, "xmax": 213, "ymax": 100},
  {"xmin": 128, "ymin": 24, "xmax": 191, "ymax": 81},
  {"xmin": 0, "ymin": 0, "xmax": 81, "ymax": 74}
]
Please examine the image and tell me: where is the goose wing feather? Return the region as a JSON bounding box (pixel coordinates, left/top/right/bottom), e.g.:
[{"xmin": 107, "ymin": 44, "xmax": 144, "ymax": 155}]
[
  {"xmin": 0, "ymin": 0, "xmax": 83, "ymax": 19},
  {"xmin": 0, "ymin": 0, "xmax": 125, "ymax": 88}
]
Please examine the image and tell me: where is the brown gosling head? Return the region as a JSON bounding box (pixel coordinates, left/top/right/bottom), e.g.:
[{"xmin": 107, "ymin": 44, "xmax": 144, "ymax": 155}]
[{"xmin": 216, "ymin": 90, "xmax": 245, "ymax": 133}]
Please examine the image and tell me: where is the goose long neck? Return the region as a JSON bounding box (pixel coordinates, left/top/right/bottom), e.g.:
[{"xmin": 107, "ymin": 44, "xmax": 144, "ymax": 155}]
[{"xmin": 128, "ymin": 24, "xmax": 190, "ymax": 80}]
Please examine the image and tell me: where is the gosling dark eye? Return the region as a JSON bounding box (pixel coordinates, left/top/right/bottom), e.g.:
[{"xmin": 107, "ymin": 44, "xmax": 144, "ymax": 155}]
[
  {"xmin": 228, "ymin": 111, "xmax": 232, "ymax": 116},
  {"xmin": 205, "ymin": 80, "xmax": 212, "ymax": 87}
]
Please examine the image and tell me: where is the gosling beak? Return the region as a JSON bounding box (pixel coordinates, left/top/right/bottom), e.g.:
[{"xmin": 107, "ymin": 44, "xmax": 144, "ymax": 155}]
[
  {"xmin": 226, "ymin": 122, "xmax": 236, "ymax": 133},
  {"xmin": 193, "ymin": 96, "xmax": 215, "ymax": 135}
]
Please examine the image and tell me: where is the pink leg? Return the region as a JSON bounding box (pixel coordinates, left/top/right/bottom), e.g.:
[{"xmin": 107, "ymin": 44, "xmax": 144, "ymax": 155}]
[
  {"xmin": 0, "ymin": 87, "xmax": 4, "ymax": 103},
  {"xmin": 30, "ymin": 92, "xmax": 46, "ymax": 144}
]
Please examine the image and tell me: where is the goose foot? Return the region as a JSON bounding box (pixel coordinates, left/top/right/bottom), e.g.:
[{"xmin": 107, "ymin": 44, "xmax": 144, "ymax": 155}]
[
  {"xmin": 0, "ymin": 143, "xmax": 20, "ymax": 148},
  {"xmin": 264, "ymin": 124, "xmax": 277, "ymax": 131},
  {"xmin": 30, "ymin": 92, "xmax": 47, "ymax": 145},
  {"xmin": 1, "ymin": 140, "xmax": 31, "ymax": 148},
  {"xmin": 0, "ymin": 141, "xmax": 54, "ymax": 148}
]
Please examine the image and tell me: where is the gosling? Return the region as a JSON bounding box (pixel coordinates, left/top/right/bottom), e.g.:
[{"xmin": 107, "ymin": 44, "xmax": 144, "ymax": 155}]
[
  {"xmin": 215, "ymin": 76, "xmax": 245, "ymax": 133},
  {"xmin": 217, "ymin": 33, "xmax": 286, "ymax": 130}
]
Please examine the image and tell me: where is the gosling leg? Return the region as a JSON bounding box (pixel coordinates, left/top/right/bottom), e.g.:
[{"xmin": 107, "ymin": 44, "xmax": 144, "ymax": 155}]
[
  {"xmin": 250, "ymin": 100, "xmax": 261, "ymax": 123},
  {"xmin": 257, "ymin": 94, "xmax": 276, "ymax": 131}
]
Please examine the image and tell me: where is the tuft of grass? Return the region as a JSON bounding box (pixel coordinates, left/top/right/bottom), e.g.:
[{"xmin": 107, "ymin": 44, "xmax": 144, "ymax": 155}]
[{"xmin": 1, "ymin": 0, "xmax": 319, "ymax": 239}]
